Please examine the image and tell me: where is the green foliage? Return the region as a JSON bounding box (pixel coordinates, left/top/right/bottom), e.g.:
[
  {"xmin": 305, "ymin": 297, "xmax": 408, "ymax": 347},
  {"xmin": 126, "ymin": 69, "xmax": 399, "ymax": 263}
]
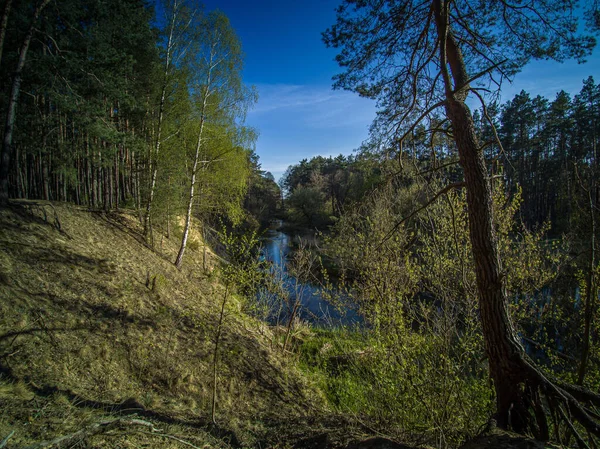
[
  {"xmin": 3, "ymin": 0, "xmax": 600, "ymax": 443},
  {"xmin": 280, "ymin": 153, "xmax": 382, "ymax": 230},
  {"xmin": 298, "ymin": 328, "xmax": 493, "ymax": 446},
  {"xmin": 195, "ymin": 125, "xmax": 252, "ymax": 225},
  {"xmin": 286, "ymin": 186, "xmax": 329, "ymax": 228},
  {"xmin": 0, "ymin": 0, "xmax": 263, "ymax": 243},
  {"xmin": 172, "ymin": 9, "xmax": 257, "ymax": 268},
  {"xmin": 321, "ymin": 161, "xmax": 559, "ymax": 444},
  {"xmin": 244, "ymin": 152, "xmax": 281, "ymax": 228},
  {"xmin": 218, "ymin": 226, "xmax": 268, "ymax": 302}
]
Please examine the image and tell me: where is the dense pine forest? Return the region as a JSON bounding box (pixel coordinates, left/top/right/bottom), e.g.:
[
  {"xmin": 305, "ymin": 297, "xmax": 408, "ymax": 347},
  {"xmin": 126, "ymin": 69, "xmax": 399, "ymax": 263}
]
[
  {"xmin": 1, "ymin": 0, "xmax": 600, "ymax": 448},
  {"xmin": 0, "ymin": 0, "xmax": 279, "ymax": 260}
]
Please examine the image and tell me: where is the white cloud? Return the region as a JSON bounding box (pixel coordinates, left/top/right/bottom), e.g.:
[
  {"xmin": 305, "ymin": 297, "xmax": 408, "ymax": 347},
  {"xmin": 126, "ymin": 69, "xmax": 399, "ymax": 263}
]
[
  {"xmin": 246, "ymin": 83, "xmax": 376, "ymax": 182},
  {"xmin": 249, "ymin": 84, "xmax": 334, "ymax": 114},
  {"xmin": 250, "ymin": 83, "xmax": 376, "ymax": 129}
]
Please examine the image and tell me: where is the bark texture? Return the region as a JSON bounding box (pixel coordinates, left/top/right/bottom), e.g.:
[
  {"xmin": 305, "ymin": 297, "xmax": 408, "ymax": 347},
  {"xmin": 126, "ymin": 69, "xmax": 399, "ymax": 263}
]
[{"xmin": 432, "ymin": 0, "xmax": 530, "ymax": 430}]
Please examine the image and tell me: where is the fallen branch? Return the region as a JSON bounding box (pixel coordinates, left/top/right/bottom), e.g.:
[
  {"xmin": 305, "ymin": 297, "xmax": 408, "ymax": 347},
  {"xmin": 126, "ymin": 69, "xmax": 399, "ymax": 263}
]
[
  {"xmin": 22, "ymin": 418, "xmax": 159, "ymax": 449},
  {"xmin": 0, "ymin": 431, "xmax": 15, "ymax": 449}
]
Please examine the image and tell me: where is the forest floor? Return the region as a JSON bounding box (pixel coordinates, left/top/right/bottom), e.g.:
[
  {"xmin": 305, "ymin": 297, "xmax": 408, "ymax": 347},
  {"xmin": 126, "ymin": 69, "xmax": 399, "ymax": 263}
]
[{"xmin": 0, "ymin": 201, "xmax": 553, "ymax": 448}]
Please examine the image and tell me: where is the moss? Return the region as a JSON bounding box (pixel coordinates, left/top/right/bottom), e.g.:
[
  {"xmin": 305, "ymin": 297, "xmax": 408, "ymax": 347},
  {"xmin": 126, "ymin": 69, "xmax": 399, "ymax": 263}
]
[{"xmin": 150, "ymin": 272, "xmax": 168, "ymax": 294}]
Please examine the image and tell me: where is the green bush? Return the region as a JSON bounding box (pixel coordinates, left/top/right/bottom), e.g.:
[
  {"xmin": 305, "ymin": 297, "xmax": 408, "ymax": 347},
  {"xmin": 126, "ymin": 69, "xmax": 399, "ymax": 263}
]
[{"xmin": 298, "ymin": 328, "xmax": 493, "ymax": 447}]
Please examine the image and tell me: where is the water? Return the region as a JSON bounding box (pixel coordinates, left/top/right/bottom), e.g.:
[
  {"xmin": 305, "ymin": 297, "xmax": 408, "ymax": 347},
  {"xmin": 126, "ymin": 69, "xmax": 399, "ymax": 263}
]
[{"xmin": 260, "ymin": 222, "xmax": 361, "ymax": 327}]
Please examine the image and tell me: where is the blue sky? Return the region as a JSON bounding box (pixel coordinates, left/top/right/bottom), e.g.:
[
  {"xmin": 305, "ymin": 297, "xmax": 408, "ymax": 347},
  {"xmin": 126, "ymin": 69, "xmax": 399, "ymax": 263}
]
[{"xmin": 197, "ymin": 0, "xmax": 600, "ymax": 180}]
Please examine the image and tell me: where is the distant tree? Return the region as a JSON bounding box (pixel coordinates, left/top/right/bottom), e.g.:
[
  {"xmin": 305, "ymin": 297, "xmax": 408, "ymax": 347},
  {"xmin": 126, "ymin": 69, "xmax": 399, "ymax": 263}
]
[
  {"xmin": 287, "ymin": 186, "xmax": 327, "ymax": 228},
  {"xmin": 571, "ymin": 77, "xmax": 600, "ymax": 386},
  {"xmin": 546, "ymin": 90, "xmax": 575, "ymax": 233},
  {"xmin": 280, "ymin": 153, "xmax": 383, "ymax": 229},
  {"xmin": 325, "ymin": 0, "xmax": 599, "ymax": 436},
  {"xmin": 244, "ymin": 151, "xmax": 281, "ymax": 227}
]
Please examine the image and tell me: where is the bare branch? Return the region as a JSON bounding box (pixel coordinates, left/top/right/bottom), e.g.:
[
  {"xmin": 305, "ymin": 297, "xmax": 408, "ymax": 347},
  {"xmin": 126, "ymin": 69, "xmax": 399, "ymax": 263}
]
[
  {"xmin": 377, "ymin": 181, "xmax": 465, "ymax": 248},
  {"xmin": 469, "ymin": 88, "xmax": 507, "ymax": 160}
]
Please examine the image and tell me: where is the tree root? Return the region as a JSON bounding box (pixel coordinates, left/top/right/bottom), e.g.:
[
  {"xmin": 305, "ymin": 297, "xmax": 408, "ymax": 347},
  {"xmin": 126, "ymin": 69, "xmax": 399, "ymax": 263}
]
[
  {"xmin": 9, "ymin": 199, "xmax": 62, "ymax": 232},
  {"xmin": 508, "ymin": 357, "xmax": 600, "ymax": 447}
]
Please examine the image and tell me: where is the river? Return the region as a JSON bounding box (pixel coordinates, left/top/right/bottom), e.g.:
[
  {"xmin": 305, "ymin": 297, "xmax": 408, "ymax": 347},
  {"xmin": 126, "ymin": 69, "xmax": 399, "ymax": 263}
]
[{"xmin": 260, "ymin": 222, "xmax": 361, "ymax": 327}]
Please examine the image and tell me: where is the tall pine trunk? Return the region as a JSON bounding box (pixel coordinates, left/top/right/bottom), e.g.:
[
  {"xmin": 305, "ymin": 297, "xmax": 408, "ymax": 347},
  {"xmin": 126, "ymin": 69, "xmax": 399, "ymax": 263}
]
[
  {"xmin": 577, "ymin": 132, "xmax": 598, "ymax": 385},
  {"xmin": 433, "ymin": 0, "xmax": 530, "ymax": 430},
  {"xmin": 144, "ymin": 0, "xmax": 178, "ymax": 239},
  {"xmin": 0, "ymin": 0, "xmax": 51, "ymax": 205},
  {"xmin": 0, "ymin": 0, "xmax": 13, "ymax": 67}
]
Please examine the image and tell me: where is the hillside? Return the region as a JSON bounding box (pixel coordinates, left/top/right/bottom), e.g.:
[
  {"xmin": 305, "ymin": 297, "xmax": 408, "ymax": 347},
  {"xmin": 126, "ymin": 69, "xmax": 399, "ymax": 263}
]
[
  {"xmin": 0, "ymin": 201, "xmax": 344, "ymax": 448},
  {"xmin": 0, "ymin": 202, "xmax": 562, "ymax": 449}
]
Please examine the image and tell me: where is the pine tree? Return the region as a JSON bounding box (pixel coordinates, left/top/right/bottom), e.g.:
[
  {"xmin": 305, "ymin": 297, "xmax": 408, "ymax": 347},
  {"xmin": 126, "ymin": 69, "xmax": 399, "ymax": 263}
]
[{"xmin": 325, "ymin": 0, "xmax": 599, "ymax": 435}]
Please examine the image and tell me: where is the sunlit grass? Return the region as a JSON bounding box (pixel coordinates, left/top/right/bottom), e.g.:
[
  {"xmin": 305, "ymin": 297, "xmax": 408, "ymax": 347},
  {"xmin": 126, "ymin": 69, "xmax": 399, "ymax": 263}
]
[{"xmin": 0, "ymin": 203, "xmax": 324, "ymax": 447}]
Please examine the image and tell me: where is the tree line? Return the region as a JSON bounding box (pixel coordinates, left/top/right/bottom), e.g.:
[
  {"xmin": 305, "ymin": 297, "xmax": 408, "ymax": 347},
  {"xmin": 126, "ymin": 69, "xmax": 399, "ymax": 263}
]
[
  {"xmin": 282, "ymin": 78, "xmax": 599, "ymax": 239},
  {"xmin": 0, "ymin": 0, "xmax": 279, "ymax": 266}
]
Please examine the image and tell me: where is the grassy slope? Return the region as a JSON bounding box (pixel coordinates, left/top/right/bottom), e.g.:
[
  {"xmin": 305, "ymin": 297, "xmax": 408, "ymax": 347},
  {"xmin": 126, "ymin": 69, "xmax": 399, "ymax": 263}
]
[{"xmin": 0, "ymin": 202, "xmax": 338, "ymax": 448}]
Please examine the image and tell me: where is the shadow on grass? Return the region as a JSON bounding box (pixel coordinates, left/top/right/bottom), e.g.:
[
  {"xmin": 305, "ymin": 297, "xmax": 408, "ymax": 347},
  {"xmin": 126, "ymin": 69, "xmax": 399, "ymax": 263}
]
[
  {"xmin": 219, "ymin": 329, "xmax": 308, "ymax": 406},
  {"xmin": 0, "ymin": 361, "xmax": 243, "ymax": 447},
  {"xmin": 2, "ymin": 202, "xmax": 72, "ymax": 238},
  {"xmin": 7, "ymin": 287, "xmax": 158, "ymax": 331},
  {"xmin": 91, "ymin": 210, "xmax": 149, "ymax": 249}
]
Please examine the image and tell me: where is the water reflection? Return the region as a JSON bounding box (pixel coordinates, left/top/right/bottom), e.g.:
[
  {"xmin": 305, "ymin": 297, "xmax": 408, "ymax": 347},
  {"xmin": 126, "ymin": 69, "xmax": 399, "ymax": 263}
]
[{"xmin": 260, "ymin": 222, "xmax": 360, "ymax": 327}]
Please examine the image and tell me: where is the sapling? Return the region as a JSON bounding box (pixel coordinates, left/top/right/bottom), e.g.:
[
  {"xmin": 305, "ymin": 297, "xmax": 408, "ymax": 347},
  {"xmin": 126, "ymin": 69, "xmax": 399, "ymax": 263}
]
[{"xmin": 210, "ymin": 226, "xmax": 265, "ymax": 423}]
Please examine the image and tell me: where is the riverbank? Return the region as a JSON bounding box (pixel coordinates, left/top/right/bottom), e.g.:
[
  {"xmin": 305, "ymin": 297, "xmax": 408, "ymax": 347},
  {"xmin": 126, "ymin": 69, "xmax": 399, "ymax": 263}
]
[
  {"xmin": 260, "ymin": 221, "xmax": 361, "ymax": 327},
  {"xmin": 0, "ymin": 203, "xmax": 337, "ymax": 448},
  {"xmin": 0, "ymin": 202, "xmax": 524, "ymax": 448}
]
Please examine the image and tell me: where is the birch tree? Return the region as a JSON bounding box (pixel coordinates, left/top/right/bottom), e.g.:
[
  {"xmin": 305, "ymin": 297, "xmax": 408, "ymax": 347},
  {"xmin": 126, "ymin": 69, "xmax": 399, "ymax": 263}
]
[
  {"xmin": 144, "ymin": 0, "xmax": 198, "ymax": 243},
  {"xmin": 175, "ymin": 11, "xmax": 255, "ymax": 268}
]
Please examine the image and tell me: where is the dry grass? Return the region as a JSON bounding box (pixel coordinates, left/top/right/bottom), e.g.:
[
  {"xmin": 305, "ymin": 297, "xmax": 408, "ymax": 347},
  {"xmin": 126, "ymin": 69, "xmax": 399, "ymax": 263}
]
[{"xmin": 0, "ymin": 202, "xmax": 326, "ymax": 448}]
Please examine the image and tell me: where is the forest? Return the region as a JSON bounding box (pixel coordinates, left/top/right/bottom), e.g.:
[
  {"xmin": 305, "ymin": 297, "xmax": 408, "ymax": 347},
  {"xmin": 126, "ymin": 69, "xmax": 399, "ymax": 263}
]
[
  {"xmin": 0, "ymin": 0, "xmax": 280, "ymax": 264},
  {"xmin": 1, "ymin": 0, "xmax": 600, "ymax": 448}
]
